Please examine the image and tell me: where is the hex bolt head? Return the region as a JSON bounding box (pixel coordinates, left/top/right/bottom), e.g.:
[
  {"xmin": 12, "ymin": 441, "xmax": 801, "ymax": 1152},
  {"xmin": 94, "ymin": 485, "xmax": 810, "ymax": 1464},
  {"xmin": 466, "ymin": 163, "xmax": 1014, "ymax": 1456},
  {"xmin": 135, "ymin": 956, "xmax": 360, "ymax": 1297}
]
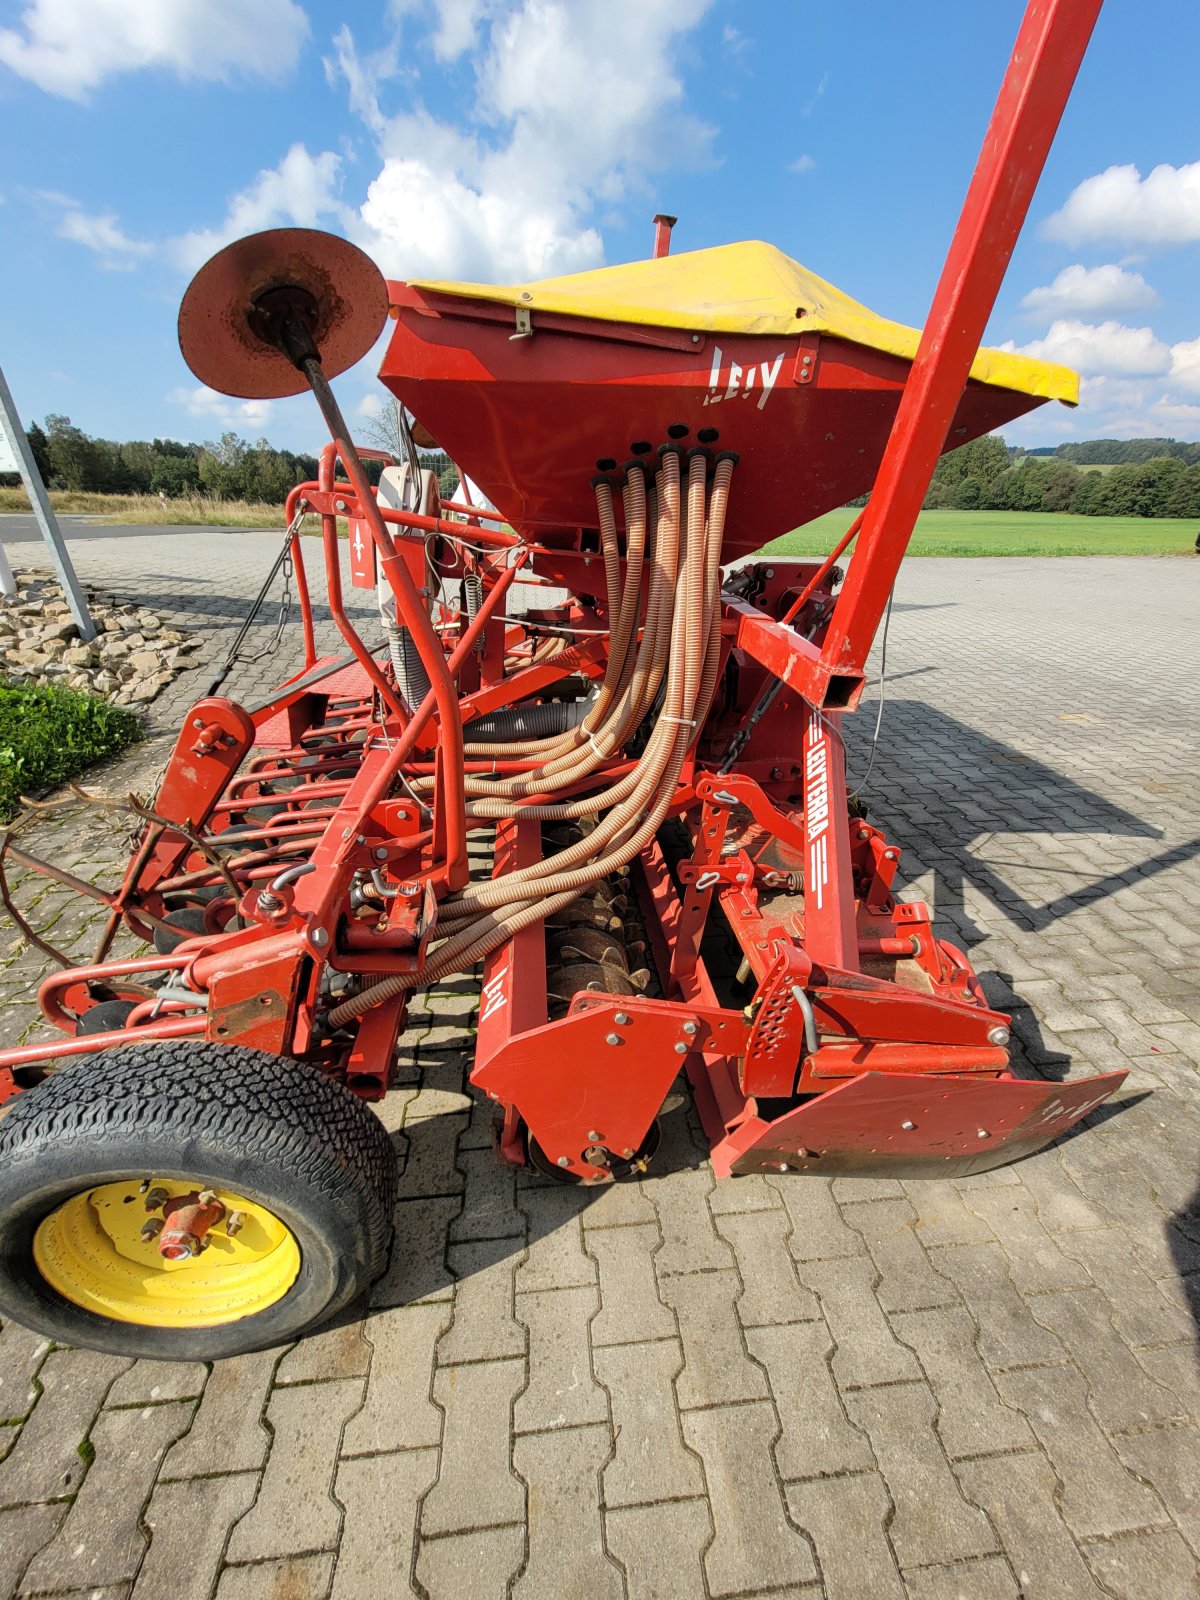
[
  {"xmin": 144, "ymin": 1187, "xmax": 169, "ymax": 1212},
  {"xmin": 614, "ymin": 1012, "xmax": 631, "ymax": 1026},
  {"xmin": 556, "ymin": 1156, "xmax": 570, "ymax": 1168},
  {"xmin": 588, "ymin": 1130, "xmax": 602, "ymax": 1142},
  {"xmin": 621, "ymin": 1147, "xmax": 634, "ymax": 1158},
  {"xmin": 374, "ymin": 846, "xmax": 389, "ymax": 861},
  {"xmin": 310, "ymin": 926, "xmax": 330, "ymax": 948},
  {"xmin": 140, "ymin": 1217, "xmax": 164, "ymax": 1242},
  {"xmin": 778, "ymin": 1162, "xmax": 790, "ymax": 1172},
  {"xmin": 901, "ymin": 1120, "xmax": 916, "ymax": 1130},
  {"xmin": 682, "ymin": 1021, "xmax": 699, "ymax": 1036},
  {"xmin": 605, "ymin": 1032, "xmax": 623, "ymax": 1046},
  {"xmin": 884, "ymin": 849, "xmax": 897, "ymax": 861},
  {"xmin": 987, "ymin": 1026, "xmax": 1011, "ymax": 1046},
  {"xmin": 977, "ymin": 1129, "xmax": 990, "ymax": 1139},
  {"xmin": 674, "ymin": 1041, "xmax": 688, "ymax": 1055}
]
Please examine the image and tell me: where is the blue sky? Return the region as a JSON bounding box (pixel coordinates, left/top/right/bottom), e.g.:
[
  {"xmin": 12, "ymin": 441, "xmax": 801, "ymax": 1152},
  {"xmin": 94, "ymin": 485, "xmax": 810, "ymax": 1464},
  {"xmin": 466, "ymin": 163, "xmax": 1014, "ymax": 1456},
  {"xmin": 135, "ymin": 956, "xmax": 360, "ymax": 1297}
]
[{"xmin": 1, "ymin": 0, "xmax": 1198, "ymax": 457}]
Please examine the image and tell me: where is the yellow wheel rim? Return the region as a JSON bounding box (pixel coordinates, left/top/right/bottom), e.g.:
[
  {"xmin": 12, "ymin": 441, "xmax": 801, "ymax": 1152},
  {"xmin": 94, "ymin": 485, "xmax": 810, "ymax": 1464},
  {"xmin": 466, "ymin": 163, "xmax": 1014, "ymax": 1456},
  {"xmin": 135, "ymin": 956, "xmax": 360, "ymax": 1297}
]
[{"xmin": 33, "ymin": 1179, "xmax": 301, "ymax": 1328}]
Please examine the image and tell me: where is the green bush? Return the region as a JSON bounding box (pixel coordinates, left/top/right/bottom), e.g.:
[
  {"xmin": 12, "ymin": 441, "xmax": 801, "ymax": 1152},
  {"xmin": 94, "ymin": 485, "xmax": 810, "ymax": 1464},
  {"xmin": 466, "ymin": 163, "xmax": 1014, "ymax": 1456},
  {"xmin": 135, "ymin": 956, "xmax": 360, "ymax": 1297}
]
[{"xmin": 0, "ymin": 682, "xmax": 142, "ymax": 822}]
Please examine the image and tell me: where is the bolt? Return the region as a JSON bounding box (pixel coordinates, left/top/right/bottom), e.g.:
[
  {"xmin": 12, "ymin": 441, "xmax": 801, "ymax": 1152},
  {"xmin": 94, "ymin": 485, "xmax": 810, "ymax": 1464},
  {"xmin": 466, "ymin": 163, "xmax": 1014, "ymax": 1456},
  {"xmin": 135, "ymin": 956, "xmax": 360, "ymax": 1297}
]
[
  {"xmin": 621, "ymin": 1147, "xmax": 634, "ymax": 1158},
  {"xmin": 400, "ymin": 883, "xmax": 420, "ymax": 898},
  {"xmin": 198, "ymin": 1189, "xmax": 217, "ymax": 1206},
  {"xmin": 335, "ymin": 499, "xmax": 347, "ymax": 513},
  {"xmin": 310, "ymin": 926, "xmax": 330, "ymax": 948},
  {"xmin": 614, "ymin": 1012, "xmax": 631, "ymax": 1025},
  {"xmin": 374, "ymin": 846, "xmax": 389, "ymax": 861},
  {"xmin": 691, "ymin": 333, "xmax": 701, "ymax": 343},
  {"xmin": 674, "ymin": 1041, "xmax": 688, "ymax": 1054},
  {"xmin": 588, "ymin": 1130, "xmax": 602, "ymax": 1142},
  {"xmin": 225, "ymin": 1210, "xmax": 245, "ymax": 1237},
  {"xmin": 606, "ymin": 1032, "xmax": 623, "ymax": 1046},
  {"xmin": 736, "ymin": 873, "xmax": 749, "ymax": 883},
  {"xmin": 901, "ymin": 1120, "xmax": 916, "ymax": 1130},
  {"xmin": 138, "ymin": 1179, "xmax": 150, "ymax": 1194},
  {"xmin": 977, "ymin": 1129, "xmax": 990, "ymax": 1139},
  {"xmin": 778, "ymin": 1162, "xmax": 790, "ymax": 1172},
  {"xmin": 987, "ymin": 1025, "xmax": 1011, "ymax": 1046},
  {"xmin": 556, "ymin": 1156, "xmax": 570, "ymax": 1168},
  {"xmin": 144, "ymin": 1187, "xmax": 168, "ymax": 1212},
  {"xmin": 682, "ymin": 1021, "xmax": 699, "ymax": 1035},
  {"xmin": 884, "ymin": 849, "xmax": 896, "ymax": 861},
  {"xmin": 140, "ymin": 1217, "xmax": 164, "ymax": 1242},
  {"xmin": 763, "ymin": 568, "xmax": 775, "ymax": 579}
]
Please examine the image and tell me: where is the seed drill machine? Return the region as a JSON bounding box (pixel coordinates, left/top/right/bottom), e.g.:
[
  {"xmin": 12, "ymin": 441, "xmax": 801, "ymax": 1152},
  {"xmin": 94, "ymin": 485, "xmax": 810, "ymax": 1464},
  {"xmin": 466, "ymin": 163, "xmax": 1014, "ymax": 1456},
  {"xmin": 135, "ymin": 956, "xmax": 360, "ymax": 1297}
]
[{"xmin": 0, "ymin": 0, "xmax": 1121, "ymax": 1358}]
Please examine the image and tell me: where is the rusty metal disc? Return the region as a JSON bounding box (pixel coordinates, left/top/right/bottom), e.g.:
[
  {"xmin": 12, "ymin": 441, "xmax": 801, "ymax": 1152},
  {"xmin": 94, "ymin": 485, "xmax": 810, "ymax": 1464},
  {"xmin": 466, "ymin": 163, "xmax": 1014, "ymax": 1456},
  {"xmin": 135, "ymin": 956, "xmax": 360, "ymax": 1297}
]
[{"xmin": 178, "ymin": 228, "xmax": 389, "ymax": 400}]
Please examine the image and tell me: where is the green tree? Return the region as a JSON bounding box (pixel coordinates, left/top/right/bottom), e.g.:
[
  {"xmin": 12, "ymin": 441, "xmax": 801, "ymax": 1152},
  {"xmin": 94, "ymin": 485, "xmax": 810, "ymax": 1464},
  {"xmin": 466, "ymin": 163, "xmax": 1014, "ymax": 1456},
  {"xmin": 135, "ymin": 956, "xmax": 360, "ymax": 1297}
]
[{"xmin": 43, "ymin": 414, "xmax": 97, "ymax": 490}]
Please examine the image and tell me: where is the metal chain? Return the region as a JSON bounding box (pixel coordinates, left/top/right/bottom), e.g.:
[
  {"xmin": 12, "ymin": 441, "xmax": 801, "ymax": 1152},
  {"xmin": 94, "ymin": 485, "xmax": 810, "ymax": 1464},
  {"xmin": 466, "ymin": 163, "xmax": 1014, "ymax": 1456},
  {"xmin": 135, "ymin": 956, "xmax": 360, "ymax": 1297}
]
[{"xmin": 240, "ymin": 506, "xmax": 302, "ymax": 664}]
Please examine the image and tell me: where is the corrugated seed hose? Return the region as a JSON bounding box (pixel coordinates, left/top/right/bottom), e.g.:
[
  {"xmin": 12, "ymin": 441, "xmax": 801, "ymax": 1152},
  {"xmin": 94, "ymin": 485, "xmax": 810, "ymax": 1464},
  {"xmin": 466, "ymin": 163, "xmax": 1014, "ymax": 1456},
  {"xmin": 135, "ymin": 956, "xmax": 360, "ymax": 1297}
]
[{"xmin": 326, "ymin": 453, "xmax": 734, "ymax": 1027}]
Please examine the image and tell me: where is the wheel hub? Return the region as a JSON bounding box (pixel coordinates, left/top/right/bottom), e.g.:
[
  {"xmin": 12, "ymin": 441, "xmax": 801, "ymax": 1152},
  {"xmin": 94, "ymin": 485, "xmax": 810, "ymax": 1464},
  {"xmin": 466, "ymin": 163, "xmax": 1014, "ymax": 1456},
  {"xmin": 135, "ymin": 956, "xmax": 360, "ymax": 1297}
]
[{"xmin": 33, "ymin": 1178, "xmax": 301, "ymax": 1328}]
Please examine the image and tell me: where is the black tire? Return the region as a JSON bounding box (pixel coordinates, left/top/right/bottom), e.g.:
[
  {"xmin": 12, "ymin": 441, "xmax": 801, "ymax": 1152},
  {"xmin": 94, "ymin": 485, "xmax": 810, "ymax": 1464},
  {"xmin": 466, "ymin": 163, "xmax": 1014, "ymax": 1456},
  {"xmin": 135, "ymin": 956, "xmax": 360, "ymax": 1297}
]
[{"xmin": 0, "ymin": 1043, "xmax": 397, "ymax": 1360}]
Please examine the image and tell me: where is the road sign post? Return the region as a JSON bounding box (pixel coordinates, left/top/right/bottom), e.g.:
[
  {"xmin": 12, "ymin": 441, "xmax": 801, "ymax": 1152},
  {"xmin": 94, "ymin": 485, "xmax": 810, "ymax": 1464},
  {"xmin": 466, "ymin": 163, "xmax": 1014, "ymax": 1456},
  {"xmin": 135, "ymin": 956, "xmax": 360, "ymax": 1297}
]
[{"xmin": 0, "ymin": 363, "xmax": 95, "ymax": 640}]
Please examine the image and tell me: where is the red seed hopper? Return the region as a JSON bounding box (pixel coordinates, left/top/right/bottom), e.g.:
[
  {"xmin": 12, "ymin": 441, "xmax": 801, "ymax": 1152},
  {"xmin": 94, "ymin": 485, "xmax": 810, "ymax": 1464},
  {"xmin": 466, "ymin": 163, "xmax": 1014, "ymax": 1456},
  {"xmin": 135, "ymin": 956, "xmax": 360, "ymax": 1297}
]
[{"xmin": 381, "ymin": 239, "xmax": 1076, "ymax": 558}]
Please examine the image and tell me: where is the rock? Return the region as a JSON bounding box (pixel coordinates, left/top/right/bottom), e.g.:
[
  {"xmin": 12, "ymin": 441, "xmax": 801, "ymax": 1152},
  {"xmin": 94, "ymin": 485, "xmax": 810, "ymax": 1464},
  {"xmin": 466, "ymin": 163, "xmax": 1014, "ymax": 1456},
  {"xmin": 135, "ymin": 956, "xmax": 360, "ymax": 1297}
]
[
  {"xmin": 127, "ymin": 677, "xmax": 164, "ymax": 703},
  {"xmin": 66, "ymin": 672, "xmax": 91, "ymax": 690},
  {"xmin": 41, "ymin": 640, "xmax": 67, "ymax": 661},
  {"xmin": 117, "ymin": 662, "xmax": 137, "ymax": 683},
  {"xmin": 123, "ymin": 632, "xmax": 146, "ymax": 650},
  {"xmin": 100, "ymin": 637, "xmax": 131, "ymax": 659},
  {"xmin": 128, "ymin": 649, "xmax": 162, "ymax": 673},
  {"xmin": 93, "ymin": 672, "xmax": 119, "ymax": 694},
  {"xmin": 61, "ymin": 645, "xmax": 94, "ymax": 667},
  {"xmin": 39, "ymin": 620, "xmax": 77, "ymax": 643},
  {"xmin": 102, "ymin": 615, "xmax": 124, "ymax": 633}
]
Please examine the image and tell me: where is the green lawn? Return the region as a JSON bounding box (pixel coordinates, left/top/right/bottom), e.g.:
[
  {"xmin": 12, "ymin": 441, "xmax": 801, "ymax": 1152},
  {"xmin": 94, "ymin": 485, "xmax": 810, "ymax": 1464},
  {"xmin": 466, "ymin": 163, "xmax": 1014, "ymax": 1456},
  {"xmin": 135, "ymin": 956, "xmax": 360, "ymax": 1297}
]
[{"xmin": 761, "ymin": 509, "xmax": 1199, "ymax": 558}]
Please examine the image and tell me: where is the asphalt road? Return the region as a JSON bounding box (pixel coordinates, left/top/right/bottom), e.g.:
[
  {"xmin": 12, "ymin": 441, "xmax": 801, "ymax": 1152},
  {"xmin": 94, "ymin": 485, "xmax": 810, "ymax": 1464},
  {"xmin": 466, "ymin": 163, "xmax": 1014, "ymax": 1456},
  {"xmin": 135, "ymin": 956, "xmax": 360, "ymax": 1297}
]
[{"xmin": 0, "ymin": 514, "xmax": 272, "ymax": 544}]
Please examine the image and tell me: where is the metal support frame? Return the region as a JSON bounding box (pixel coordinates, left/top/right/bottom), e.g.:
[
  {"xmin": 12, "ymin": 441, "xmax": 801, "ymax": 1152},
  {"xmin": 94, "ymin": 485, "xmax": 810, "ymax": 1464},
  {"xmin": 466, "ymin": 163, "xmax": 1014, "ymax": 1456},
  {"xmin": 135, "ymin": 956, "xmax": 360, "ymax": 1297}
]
[{"xmin": 0, "ymin": 361, "xmax": 95, "ymax": 639}]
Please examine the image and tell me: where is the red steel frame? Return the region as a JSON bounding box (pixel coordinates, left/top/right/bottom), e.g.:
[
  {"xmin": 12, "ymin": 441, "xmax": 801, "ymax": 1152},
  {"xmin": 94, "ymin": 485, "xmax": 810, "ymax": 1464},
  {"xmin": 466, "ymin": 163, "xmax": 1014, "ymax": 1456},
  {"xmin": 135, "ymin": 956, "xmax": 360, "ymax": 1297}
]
[{"xmin": 0, "ymin": 0, "xmax": 1125, "ymax": 1182}]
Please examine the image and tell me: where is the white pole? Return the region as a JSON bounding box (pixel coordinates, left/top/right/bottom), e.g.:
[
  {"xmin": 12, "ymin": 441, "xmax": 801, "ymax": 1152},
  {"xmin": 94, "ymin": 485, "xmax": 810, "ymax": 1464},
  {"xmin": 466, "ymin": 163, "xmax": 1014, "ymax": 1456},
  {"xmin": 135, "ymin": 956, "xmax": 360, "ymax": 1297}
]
[
  {"xmin": 0, "ymin": 539, "xmax": 14, "ymax": 599},
  {"xmin": 0, "ymin": 361, "xmax": 95, "ymax": 640}
]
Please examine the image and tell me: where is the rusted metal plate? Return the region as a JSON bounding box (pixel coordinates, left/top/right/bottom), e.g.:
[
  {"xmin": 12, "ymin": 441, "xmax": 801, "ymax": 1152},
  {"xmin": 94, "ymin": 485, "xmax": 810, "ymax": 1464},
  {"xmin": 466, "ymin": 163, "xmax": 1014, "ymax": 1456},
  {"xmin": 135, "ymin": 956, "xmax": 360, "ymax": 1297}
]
[{"xmin": 726, "ymin": 1070, "xmax": 1127, "ymax": 1179}]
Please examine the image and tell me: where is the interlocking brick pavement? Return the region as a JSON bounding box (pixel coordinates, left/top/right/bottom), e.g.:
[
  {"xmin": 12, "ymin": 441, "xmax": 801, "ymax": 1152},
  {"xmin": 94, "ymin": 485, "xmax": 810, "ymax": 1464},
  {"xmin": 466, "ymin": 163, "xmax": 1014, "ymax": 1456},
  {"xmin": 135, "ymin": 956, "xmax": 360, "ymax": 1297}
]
[{"xmin": 0, "ymin": 530, "xmax": 1198, "ymax": 1598}]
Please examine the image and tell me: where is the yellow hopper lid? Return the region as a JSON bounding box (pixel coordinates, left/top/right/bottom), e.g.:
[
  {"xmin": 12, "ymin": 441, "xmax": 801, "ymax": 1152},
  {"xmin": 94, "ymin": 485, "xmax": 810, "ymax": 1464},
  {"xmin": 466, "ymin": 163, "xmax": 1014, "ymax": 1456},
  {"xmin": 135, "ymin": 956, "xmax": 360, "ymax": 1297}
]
[{"xmin": 409, "ymin": 239, "xmax": 1077, "ymax": 405}]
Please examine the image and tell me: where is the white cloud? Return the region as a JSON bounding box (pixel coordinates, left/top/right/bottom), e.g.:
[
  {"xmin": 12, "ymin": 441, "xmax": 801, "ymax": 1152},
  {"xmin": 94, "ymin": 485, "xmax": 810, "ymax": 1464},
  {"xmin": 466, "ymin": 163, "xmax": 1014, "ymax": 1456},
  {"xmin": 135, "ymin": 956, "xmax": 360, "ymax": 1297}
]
[
  {"xmin": 999, "ymin": 322, "xmax": 1200, "ymax": 443},
  {"xmin": 168, "ymin": 384, "xmax": 274, "ymax": 429},
  {"xmin": 1007, "ymin": 319, "xmax": 1171, "ymax": 378},
  {"xmin": 170, "ymin": 145, "xmax": 350, "ymax": 274},
  {"xmin": 1020, "ymin": 263, "xmax": 1158, "ymax": 320},
  {"xmin": 789, "ymin": 154, "xmax": 816, "ymax": 175},
  {"xmin": 333, "ymin": 0, "xmax": 716, "ymax": 283},
  {"xmin": 357, "ymin": 393, "xmax": 384, "ymax": 418},
  {"xmin": 1044, "ymin": 160, "xmax": 1200, "ymax": 248},
  {"xmin": 1167, "ymin": 336, "xmax": 1200, "ymax": 397},
  {"xmin": 33, "ymin": 191, "xmax": 154, "ymax": 268},
  {"xmin": 390, "ymin": 0, "xmax": 490, "ymax": 61},
  {"xmin": 0, "ymin": 0, "xmax": 309, "ymax": 100}
]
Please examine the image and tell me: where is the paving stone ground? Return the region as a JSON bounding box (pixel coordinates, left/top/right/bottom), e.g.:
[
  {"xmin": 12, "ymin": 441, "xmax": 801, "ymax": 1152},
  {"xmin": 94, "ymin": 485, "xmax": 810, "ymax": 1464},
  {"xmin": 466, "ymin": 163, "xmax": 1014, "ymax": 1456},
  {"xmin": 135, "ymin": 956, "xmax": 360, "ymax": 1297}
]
[{"xmin": 0, "ymin": 526, "xmax": 1198, "ymax": 1600}]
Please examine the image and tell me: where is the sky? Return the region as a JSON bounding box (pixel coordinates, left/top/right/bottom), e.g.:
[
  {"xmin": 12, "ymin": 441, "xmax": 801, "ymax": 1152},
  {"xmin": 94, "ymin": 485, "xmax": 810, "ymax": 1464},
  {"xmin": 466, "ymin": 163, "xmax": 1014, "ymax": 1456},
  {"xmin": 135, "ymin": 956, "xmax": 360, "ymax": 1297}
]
[{"xmin": 1, "ymin": 0, "xmax": 1198, "ymax": 457}]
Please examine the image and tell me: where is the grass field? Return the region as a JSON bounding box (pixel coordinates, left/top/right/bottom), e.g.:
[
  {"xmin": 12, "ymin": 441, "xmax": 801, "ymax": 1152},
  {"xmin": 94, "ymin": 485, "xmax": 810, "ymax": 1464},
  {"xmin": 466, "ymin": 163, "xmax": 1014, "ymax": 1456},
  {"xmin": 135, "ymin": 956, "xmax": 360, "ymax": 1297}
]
[
  {"xmin": 0, "ymin": 488, "xmax": 282, "ymax": 528},
  {"xmin": 762, "ymin": 508, "xmax": 1199, "ymax": 558}
]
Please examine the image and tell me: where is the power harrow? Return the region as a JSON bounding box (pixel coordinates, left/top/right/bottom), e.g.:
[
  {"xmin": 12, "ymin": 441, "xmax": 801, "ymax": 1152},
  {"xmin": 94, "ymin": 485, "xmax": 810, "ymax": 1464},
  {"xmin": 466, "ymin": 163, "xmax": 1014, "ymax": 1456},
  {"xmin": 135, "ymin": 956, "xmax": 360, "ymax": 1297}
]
[{"xmin": 0, "ymin": 0, "xmax": 1122, "ymax": 1359}]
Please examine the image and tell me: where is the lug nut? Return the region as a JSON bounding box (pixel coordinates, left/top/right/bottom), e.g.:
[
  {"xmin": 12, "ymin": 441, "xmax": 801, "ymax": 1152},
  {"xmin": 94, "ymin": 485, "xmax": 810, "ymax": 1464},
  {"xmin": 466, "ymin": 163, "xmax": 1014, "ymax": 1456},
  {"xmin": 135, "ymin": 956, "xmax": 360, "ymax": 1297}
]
[
  {"xmin": 140, "ymin": 1218, "xmax": 164, "ymax": 1242},
  {"xmin": 144, "ymin": 1187, "xmax": 168, "ymax": 1212},
  {"xmin": 605, "ymin": 1032, "xmax": 623, "ymax": 1046},
  {"xmin": 225, "ymin": 1210, "xmax": 245, "ymax": 1237}
]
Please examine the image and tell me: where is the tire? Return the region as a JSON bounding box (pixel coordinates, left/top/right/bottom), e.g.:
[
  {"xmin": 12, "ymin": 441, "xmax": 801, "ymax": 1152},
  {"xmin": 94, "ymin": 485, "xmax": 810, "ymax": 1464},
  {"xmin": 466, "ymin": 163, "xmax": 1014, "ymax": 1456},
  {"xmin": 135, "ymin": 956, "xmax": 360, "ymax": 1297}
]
[{"xmin": 0, "ymin": 1042, "xmax": 397, "ymax": 1360}]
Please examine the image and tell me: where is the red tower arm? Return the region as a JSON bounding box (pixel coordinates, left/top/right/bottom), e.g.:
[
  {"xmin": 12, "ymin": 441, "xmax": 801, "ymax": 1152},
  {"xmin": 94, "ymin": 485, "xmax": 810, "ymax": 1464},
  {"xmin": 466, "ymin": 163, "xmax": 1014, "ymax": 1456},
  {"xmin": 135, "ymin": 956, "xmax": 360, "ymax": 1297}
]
[{"xmin": 798, "ymin": 0, "xmax": 1103, "ymax": 709}]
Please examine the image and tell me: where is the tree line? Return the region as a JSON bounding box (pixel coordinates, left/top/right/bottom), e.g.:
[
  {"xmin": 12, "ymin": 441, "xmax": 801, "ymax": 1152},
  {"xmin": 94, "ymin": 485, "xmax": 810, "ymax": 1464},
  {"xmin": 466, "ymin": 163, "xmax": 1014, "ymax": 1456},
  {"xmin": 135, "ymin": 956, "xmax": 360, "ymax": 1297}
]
[
  {"xmin": 3, "ymin": 415, "xmax": 320, "ymax": 503},
  {"xmin": 923, "ymin": 435, "xmax": 1200, "ymax": 518},
  {"xmin": 8, "ymin": 412, "xmax": 1200, "ymax": 518}
]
